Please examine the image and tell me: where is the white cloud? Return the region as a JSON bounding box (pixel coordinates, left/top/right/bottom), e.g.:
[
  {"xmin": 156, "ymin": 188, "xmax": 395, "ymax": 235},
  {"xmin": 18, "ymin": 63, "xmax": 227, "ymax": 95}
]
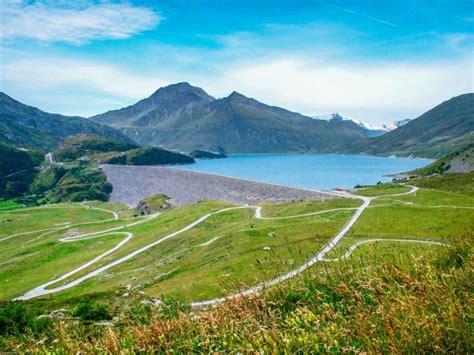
[
  {"xmin": 442, "ymin": 33, "xmax": 474, "ymax": 51},
  {"xmin": 0, "ymin": 0, "xmax": 161, "ymax": 44},
  {"xmin": 2, "ymin": 53, "xmax": 472, "ymax": 123},
  {"xmin": 2, "ymin": 57, "xmax": 167, "ymax": 100}
]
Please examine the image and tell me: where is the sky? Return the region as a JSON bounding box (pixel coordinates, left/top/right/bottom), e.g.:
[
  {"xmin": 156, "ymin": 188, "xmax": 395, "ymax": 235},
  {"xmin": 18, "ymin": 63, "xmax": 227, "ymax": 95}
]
[{"xmin": 0, "ymin": 0, "xmax": 473, "ymax": 126}]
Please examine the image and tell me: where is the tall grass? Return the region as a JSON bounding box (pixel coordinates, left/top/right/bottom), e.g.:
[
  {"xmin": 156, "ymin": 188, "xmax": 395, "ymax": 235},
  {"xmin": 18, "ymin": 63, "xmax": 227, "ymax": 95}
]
[{"xmin": 1, "ymin": 238, "xmax": 472, "ymax": 352}]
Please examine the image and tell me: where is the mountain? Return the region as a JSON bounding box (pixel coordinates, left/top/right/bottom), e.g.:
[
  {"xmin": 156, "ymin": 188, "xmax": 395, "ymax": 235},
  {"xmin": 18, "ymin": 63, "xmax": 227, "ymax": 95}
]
[
  {"xmin": 0, "ymin": 92, "xmax": 133, "ymax": 150},
  {"xmin": 313, "ymin": 113, "xmax": 388, "ymax": 138},
  {"xmin": 340, "ymin": 93, "xmax": 474, "ymax": 158},
  {"xmin": 92, "ymin": 82, "xmax": 215, "ymax": 128},
  {"xmin": 91, "ymin": 83, "xmax": 369, "ymax": 153}
]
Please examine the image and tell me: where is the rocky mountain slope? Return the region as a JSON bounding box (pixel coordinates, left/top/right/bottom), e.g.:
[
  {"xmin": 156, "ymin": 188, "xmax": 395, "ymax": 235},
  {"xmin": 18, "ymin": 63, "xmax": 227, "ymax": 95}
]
[
  {"xmin": 90, "ymin": 83, "xmax": 370, "ymax": 153},
  {"xmin": 408, "ymin": 144, "xmax": 474, "ymax": 176},
  {"xmin": 0, "ymin": 92, "xmax": 133, "ymax": 149}
]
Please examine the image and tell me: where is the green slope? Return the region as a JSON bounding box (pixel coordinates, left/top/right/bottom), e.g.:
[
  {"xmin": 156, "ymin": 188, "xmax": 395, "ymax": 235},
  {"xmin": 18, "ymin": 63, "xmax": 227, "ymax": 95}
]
[
  {"xmin": 55, "ymin": 134, "xmax": 195, "ymax": 165},
  {"xmin": 0, "ymin": 143, "xmax": 44, "ymax": 199},
  {"xmin": 0, "ymin": 174, "xmax": 472, "ymax": 352},
  {"xmin": 408, "ymin": 144, "xmax": 474, "ymax": 176},
  {"xmin": 0, "ymin": 92, "xmax": 134, "ymax": 150}
]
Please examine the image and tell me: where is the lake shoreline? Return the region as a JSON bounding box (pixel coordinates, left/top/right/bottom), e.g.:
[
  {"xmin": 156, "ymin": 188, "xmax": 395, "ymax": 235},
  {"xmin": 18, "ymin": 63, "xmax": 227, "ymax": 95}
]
[{"xmin": 179, "ymin": 153, "xmax": 432, "ymax": 191}]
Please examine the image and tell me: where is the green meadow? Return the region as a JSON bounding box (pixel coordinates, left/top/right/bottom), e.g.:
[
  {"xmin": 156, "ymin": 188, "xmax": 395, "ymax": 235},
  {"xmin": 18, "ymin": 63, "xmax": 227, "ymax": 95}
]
[{"xmin": 0, "ymin": 174, "xmax": 472, "ymax": 352}]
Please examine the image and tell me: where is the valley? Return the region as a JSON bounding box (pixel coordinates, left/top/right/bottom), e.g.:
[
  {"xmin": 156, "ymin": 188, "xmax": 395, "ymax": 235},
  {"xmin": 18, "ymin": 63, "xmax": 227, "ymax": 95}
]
[
  {"xmin": 0, "ymin": 85, "xmax": 472, "ymax": 353},
  {"xmin": 1, "ymin": 0, "xmax": 473, "ymax": 351}
]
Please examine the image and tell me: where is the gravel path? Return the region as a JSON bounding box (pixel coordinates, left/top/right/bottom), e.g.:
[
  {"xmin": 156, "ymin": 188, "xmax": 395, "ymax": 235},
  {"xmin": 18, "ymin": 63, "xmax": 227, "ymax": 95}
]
[{"xmin": 101, "ymin": 165, "xmax": 340, "ymax": 207}]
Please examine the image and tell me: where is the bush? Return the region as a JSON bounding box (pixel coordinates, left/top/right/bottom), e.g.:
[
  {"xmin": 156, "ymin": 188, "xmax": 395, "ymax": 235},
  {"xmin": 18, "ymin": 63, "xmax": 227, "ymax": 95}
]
[
  {"xmin": 0, "ymin": 301, "xmax": 50, "ymax": 336},
  {"xmin": 0, "ymin": 144, "xmax": 44, "ymax": 199},
  {"xmin": 55, "ymin": 135, "xmax": 137, "ymax": 161},
  {"xmin": 105, "ymin": 155, "xmax": 127, "ymax": 165},
  {"xmin": 126, "ymin": 147, "xmax": 194, "ymax": 165},
  {"xmin": 72, "ymin": 299, "xmax": 111, "ymax": 321}
]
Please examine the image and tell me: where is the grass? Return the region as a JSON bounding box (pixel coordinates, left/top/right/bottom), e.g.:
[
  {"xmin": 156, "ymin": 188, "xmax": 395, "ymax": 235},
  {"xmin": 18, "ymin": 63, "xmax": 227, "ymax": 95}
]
[
  {"xmin": 260, "ymin": 198, "xmax": 361, "ymax": 217},
  {"xmin": 38, "ymin": 200, "xmax": 354, "ymax": 302},
  {"xmin": 370, "ymin": 187, "xmax": 474, "ymax": 207},
  {"xmin": 0, "ymin": 175, "xmax": 472, "ymax": 352},
  {"xmin": 351, "ymin": 204, "xmax": 472, "ymax": 240},
  {"xmin": 0, "ymin": 199, "xmax": 350, "ymax": 301},
  {"xmin": 2, "ymin": 238, "xmax": 472, "ymax": 352},
  {"xmin": 0, "ymin": 203, "xmax": 114, "ymax": 236},
  {"xmin": 0, "ymin": 200, "xmax": 20, "ymax": 212},
  {"xmin": 410, "ymin": 172, "xmax": 474, "ymax": 196},
  {"xmin": 354, "ymin": 183, "xmax": 411, "ymax": 197}
]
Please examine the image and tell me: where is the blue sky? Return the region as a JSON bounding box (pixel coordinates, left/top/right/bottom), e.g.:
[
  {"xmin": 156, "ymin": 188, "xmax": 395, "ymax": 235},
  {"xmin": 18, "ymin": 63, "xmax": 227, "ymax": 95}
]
[{"xmin": 1, "ymin": 0, "xmax": 473, "ymax": 125}]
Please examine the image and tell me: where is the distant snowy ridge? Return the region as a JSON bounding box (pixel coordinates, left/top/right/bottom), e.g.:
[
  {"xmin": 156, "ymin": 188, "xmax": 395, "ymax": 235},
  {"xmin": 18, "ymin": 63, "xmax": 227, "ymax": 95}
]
[
  {"xmin": 312, "ymin": 113, "xmax": 388, "ymax": 137},
  {"xmin": 313, "ymin": 113, "xmax": 413, "ymax": 134}
]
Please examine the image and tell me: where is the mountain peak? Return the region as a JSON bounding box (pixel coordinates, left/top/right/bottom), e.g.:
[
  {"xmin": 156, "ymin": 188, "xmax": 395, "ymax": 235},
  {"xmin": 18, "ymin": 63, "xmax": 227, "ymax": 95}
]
[
  {"xmin": 162, "ymin": 82, "xmax": 192, "ymax": 90},
  {"xmin": 228, "ymin": 91, "xmax": 246, "ymax": 98},
  {"xmin": 226, "ymin": 91, "xmax": 253, "ymax": 104},
  {"xmin": 151, "ymin": 82, "xmax": 213, "ymax": 101}
]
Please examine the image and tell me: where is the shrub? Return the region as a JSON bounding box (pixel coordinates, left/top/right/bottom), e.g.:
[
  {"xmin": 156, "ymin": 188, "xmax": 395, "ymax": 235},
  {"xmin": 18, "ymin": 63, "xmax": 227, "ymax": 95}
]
[
  {"xmin": 72, "ymin": 299, "xmax": 112, "ymax": 321},
  {"xmin": 0, "ymin": 301, "xmax": 50, "ymax": 336}
]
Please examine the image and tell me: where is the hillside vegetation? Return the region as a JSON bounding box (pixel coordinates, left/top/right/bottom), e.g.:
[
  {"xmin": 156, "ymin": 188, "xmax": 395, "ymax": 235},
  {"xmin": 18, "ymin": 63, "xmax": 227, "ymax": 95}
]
[
  {"xmin": 55, "ymin": 134, "xmax": 138, "ymax": 161},
  {"xmin": 408, "ymin": 143, "xmax": 474, "ymax": 176},
  {"xmin": 189, "ymin": 150, "xmax": 227, "ymax": 159},
  {"xmin": 0, "ymin": 143, "xmax": 44, "ymax": 199},
  {"xmin": 28, "ymin": 163, "xmax": 112, "ymax": 203},
  {"xmin": 56, "ymin": 135, "xmax": 194, "ymax": 165},
  {"xmin": 0, "ymin": 172, "xmax": 472, "ymax": 352}
]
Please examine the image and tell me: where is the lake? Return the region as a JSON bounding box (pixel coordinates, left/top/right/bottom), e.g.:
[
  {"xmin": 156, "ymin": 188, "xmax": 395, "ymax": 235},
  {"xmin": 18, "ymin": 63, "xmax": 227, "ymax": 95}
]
[{"xmin": 177, "ymin": 154, "xmax": 432, "ymax": 190}]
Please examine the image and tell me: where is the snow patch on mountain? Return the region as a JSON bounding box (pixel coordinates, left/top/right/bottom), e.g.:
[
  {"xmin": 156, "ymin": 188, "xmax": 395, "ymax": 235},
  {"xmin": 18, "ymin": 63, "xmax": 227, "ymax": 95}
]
[
  {"xmin": 312, "ymin": 113, "xmax": 388, "ymax": 137},
  {"xmin": 313, "ymin": 113, "xmax": 412, "ymax": 134},
  {"xmin": 383, "ymin": 119, "xmax": 412, "ymax": 131}
]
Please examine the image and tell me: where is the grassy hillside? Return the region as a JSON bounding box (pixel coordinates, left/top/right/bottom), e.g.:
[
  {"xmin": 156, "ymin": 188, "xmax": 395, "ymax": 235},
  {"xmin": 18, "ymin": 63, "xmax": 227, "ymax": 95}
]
[
  {"xmin": 0, "ymin": 144, "xmax": 44, "ymax": 199},
  {"xmin": 28, "ymin": 163, "xmax": 112, "ymax": 203},
  {"xmin": 123, "ymin": 147, "xmax": 194, "ymax": 165},
  {"xmin": 340, "ymin": 93, "xmax": 474, "ymax": 158},
  {"xmin": 408, "ymin": 144, "xmax": 474, "ymax": 176},
  {"xmin": 0, "ymin": 173, "xmax": 472, "ymax": 351},
  {"xmin": 55, "ymin": 134, "xmax": 138, "ymax": 161},
  {"xmin": 56, "ymin": 134, "xmax": 194, "ymax": 166},
  {"xmin": 410, "ymin": 172, "xmax": 474, "ymax": 196}
]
